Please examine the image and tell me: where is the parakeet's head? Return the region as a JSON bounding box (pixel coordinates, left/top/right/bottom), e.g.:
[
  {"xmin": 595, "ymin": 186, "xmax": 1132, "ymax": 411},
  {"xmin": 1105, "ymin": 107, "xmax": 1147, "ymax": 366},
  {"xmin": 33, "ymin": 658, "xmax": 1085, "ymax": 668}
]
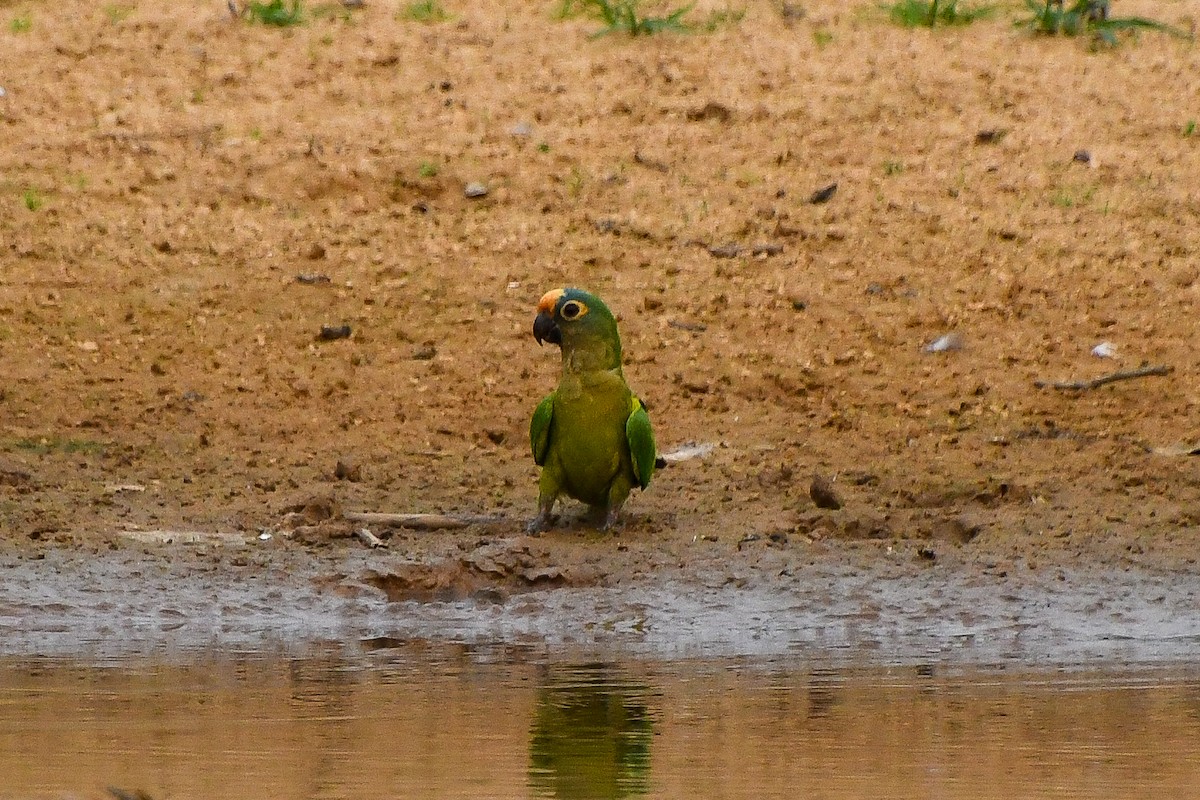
[{"xmin": 533, "ymin": 287, "xmax": 623, "ymax": 369}]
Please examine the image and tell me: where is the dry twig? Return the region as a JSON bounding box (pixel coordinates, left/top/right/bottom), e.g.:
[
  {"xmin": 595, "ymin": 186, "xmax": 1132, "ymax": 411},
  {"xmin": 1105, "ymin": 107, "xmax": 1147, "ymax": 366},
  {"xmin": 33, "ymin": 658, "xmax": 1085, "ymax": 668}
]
[
  {"xmin": 355, "ymin": 528, "xmax": 387, "ymax": 549},
  {"xmin": 343, "ymin": 511, "xmax": 502, "ymax": 530},
  {"xmin": 1034, "ymin": 364, "xmax": 1172, "ymax": 391}
]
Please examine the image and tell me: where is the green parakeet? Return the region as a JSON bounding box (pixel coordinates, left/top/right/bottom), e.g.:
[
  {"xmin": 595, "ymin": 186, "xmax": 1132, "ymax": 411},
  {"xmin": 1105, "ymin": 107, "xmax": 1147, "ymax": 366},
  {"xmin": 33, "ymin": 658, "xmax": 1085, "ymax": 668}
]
[{"xmin": 529, "ymin": 288, "xmax": 657, "ymax": 532}]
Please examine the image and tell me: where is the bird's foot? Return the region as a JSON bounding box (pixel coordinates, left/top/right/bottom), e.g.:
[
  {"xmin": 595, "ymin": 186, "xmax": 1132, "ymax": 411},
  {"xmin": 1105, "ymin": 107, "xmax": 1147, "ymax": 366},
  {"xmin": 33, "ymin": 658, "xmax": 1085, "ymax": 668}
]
[
  {"xmin": 599, "ymin": 507, "xmax": 624, "ymax": 533},
  {"xmin": 526, "ymin": 512, "xmax": 556, "ymax": 535}
]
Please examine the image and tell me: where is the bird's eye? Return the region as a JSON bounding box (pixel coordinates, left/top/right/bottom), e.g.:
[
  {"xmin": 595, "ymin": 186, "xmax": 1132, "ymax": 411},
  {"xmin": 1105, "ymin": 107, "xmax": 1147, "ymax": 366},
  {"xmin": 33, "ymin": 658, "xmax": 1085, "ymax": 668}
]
[{"xmin": 560, "ymin": 300, "xmax": 585, "ymax": 320}]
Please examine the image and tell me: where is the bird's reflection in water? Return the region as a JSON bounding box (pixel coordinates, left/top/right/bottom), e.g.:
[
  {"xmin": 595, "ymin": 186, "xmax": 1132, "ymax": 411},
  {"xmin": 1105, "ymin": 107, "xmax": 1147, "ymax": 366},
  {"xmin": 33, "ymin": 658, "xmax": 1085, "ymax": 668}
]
[{"xmin": 529, "ymin": 663, "xmax": 655, "ymax": 799}]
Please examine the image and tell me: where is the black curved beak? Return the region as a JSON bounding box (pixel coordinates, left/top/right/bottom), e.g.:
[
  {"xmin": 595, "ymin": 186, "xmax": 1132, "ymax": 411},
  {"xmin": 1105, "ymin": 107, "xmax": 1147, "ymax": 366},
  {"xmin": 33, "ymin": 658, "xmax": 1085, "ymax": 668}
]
[{"xmin": 533, "ymin": 311, "xmax": 561, "ymax": 346}]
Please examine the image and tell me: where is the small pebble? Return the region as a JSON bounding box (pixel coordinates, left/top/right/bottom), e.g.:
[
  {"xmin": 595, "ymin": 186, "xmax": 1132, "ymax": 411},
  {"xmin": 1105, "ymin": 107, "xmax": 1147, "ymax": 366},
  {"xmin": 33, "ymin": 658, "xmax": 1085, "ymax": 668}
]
[
  {"xmin": 464, "ymin": 182, "xmax": 488, "ymax": 198},
  {"xmin": 317, "ymin": 325, "xmax": 351, "ymax": 341},
  {"xmin": 810, "ymin": 474, "xmax": 843, "ymax": 510},
  {"xmin": 510, "ymin": 121, "xmax": 533, "ymax": 137},
  {"xmin": 809, "ymin": 182, "xmax": 838, "ymax": 204},
  {"xmin": 1091, "ymin": 341, "xmax": 1117, "ymax": 358},
  {"xmin": 923, "ymin": 333, "xmax": 963, "ymax": 353}
]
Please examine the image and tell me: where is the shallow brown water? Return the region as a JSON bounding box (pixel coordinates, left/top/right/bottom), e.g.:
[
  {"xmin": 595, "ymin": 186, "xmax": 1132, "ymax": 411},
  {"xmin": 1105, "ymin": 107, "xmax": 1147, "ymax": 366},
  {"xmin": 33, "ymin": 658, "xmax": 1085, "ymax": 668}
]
[{"xmin": 3, "ymin": 648, "xmax": 1199, "ymax": 800}]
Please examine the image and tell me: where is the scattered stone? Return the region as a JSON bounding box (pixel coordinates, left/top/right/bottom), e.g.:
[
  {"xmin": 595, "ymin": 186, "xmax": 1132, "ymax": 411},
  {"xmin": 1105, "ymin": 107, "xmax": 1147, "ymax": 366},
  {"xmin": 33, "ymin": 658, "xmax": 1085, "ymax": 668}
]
[
  {"xmin": 464, "ymin": 182, "xmax": 488, "ymax": 198},
  {"xmin": 412, "ymin": 343, "xmax": 437, "ymax": 360},
  {"xmin": 334, "ymin": 460, "xmax": 362, "ymax": 482},
  {"xmin": 751, "ymin": 243, "xmax": 784, "ymax": 256},
  {"xmin": 708, "ymin": 243, "xmax": 743, "ymax": 259},
  {"xmin": 1091, "ymin": 341, "xmax": 1117, "ymax": 358},
  {"xmin": 974, "ymin": 128, "xmax": 1007, "ymax": 144},
  {"xmin": 296, "ymin": 273, "xmax": 331, "ymax": 285},
  {"xmin": 76, "ymin": 340, "xmax": 99, "ymax": 352},
  {"xmin": 923, "ymin": 333, "xmax": 963, "ymax": 353},
  {"xmin": 317, "ymin": 324, "xmax": 351, "ymax": 341},
  {"xmin": 510, "ymin": 120, "xmax": 533, "ymax": 137},
  {"xmin": 809, "ymin": 474, "xmax": 843, "ymax": 510},
  {"xmin": 686, "ymin": 101, "xmax": 733, "ymax": 123},
  {"xmin": 809, "ymin": 182, "xmax": 838, "ymax": 204},
  {"xmin": 1072, "ymin": 149, "xmax": 1092, "ymax": 164}
]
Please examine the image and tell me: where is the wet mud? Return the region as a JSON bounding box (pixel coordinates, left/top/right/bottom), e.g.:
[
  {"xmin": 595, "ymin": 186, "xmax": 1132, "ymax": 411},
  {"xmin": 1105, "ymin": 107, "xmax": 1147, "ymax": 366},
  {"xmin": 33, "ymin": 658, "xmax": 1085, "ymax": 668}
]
[{"xmin": 1, "ymin": 1, "xmax": 1198, "ymax": 664}]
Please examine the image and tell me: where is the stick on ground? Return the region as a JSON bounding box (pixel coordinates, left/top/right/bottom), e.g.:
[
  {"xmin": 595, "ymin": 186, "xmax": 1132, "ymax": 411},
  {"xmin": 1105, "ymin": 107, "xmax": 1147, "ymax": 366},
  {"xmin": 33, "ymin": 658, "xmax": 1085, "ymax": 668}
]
[
  {"xmin": 344, "ymin": 511, "xmax": 503, "ymax": 530},
  {"xmin": 355, "ymin": 528, "xmax": 387, "ymax": 549},
  {"xmin": 1034, "ymin": 364, "xmax": 1172, "ymax": 391}
]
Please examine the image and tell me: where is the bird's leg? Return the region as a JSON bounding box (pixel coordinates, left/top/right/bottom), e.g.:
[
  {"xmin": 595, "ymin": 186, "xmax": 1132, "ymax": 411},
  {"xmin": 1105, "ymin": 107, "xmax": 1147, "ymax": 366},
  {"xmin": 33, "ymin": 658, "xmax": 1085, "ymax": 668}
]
[
  {"xmin": 527, "ymin": 497, "xmax": 556, "ymax": 534},
  {"xmin": 600, "ymin": 474, "xmax": 634, "ymax": 532},
  {"xmin": 600, "ymin": 502, "xmax": 625, "ymax": 532},
  {"xmin": 528, "ymin": 473, "xmax": 560, "ymax": 534}
]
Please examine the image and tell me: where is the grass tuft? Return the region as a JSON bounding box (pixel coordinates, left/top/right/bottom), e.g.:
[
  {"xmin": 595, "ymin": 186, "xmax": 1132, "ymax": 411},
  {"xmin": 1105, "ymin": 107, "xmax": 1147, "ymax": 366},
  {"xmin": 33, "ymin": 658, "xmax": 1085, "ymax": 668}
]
[
  {"xmin": 246, "ymin": 0, "xmax": 304, "ymax": 26},
  {"xmin": 573, "ymin": 0, "xmax": 695, "ymax": 37},
  {"xmin": 1018, "ymin": 0, "xmax": 1190, "ymax": 46},
  {"xmin": 22, "ymin": 188, "xmax": 43, "ymax": 211},
  {"xmin": 885, "ymin": 0, "xmax": 995, "ymax": 28},
  {"xmin": 402, "ymin": 0, "xmax": 450, "ymax": 23},
  {"xmin": 698, "ymin": 6, "xmax": 746, "ymax": 33}
]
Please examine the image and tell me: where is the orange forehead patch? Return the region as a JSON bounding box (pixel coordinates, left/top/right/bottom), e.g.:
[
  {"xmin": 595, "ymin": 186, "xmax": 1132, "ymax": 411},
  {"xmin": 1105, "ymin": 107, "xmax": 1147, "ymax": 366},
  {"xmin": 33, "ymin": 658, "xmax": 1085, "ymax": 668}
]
[{"xmin": 536, "ymin": 288, "xmax": 564, "ymax": 314}]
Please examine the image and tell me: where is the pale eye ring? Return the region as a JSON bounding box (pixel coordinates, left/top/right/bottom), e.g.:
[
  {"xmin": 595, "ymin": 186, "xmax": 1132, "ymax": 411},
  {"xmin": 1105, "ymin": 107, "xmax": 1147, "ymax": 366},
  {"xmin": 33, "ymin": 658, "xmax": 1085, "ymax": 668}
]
[{"xmin": 560, "ymin": 300, "xmax": 583, "ymax": 319}]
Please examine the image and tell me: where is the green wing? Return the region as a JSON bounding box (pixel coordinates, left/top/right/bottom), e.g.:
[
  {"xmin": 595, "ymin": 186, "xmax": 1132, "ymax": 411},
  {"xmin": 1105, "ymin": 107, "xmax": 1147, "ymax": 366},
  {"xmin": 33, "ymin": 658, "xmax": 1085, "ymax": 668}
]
[
  {"xmin": 530, "ymin": 394, "xmax": 555, "ymax": 466},
  {"xmin": 626, "ymin": 397, "xmax": 657, "ymax": 490}
]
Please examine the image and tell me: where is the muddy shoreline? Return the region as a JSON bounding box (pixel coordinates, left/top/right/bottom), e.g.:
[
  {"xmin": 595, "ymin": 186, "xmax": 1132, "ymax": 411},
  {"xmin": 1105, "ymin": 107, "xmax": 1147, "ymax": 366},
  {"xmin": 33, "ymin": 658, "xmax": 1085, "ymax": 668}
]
[
  {"xmin": 3, "ymin": 531, "xmax": 1197, "ymax": 667},
  {"xmin": 2, "ymin": 0, "xmax": 1198, "ymax": 669}
]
